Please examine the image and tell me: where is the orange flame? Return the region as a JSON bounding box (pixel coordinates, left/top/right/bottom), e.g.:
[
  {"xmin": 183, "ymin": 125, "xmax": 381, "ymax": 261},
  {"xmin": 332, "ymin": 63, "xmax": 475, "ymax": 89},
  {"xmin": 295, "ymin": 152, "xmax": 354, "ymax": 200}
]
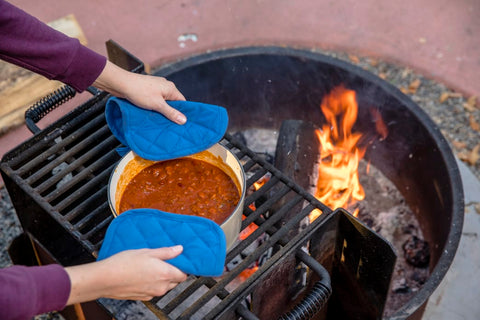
[
  {"xmin": 253, "ymin": 175, "xmax": 268, "ymax": 190},
  {"xmin": 237, "ymin": 177, "xmax": 269, "ymax": 280},
  {"xmin": 241, "ymin": 175, "xmax": 270, "ymax": 240},
  {"xmin": 239, "ymin": 215, "xmax": 258, "ymax": 240},
  {"xmin": 237, "ymin": 265, "xmax": 259, "ymax": 282},
  {"xmin": 313, "ymin": 86, "xmax": 366, "ymax": 218}
]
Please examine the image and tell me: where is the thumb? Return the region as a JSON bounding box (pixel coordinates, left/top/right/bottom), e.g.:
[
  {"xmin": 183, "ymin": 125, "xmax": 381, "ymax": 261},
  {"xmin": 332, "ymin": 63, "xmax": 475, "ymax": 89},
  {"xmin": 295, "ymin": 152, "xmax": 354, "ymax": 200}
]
[
  {"xmin": 150, "ymin": 245, "xmax": 184, "ymax": 260},
  {"xmin": 156, "ymin": 100, "xmax": 187, "ymax": 125}
]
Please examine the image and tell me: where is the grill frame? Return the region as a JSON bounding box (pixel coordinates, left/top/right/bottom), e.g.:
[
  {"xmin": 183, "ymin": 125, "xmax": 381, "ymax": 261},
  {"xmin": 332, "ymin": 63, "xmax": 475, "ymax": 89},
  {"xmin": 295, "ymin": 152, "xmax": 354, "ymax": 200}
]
[
  {"xmin": 1, "ymin": 92, "xmax": 115, "ymax": 264},
  {"xmin": 1, "ymin": 101, "xmax": 340, "ymax": 318}
]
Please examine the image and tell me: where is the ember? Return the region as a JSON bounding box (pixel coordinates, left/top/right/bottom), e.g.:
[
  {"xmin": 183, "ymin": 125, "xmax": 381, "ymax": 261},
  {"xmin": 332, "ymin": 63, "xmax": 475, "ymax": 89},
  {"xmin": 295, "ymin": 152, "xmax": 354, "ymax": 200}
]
[{"xmin": 402, "ymin": 235, "xmax": 430, "ymax": 268}]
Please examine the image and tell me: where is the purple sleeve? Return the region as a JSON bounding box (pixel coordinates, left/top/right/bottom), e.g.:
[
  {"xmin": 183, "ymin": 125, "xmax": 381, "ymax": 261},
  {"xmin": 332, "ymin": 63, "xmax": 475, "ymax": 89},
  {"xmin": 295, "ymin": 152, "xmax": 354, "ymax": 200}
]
[
  {"xmin": 0, "ymin": 0, "xmax": 107, "ymax": 92},
  {"xmin": 0, "ymin": 264, "xmax": 71, "ymax": 320}
]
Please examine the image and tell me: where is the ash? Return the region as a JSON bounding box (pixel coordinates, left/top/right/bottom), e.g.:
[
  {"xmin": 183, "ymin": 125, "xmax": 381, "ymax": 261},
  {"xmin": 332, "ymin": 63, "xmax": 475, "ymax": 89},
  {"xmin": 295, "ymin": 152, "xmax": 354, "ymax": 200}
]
[
  {"xmin": 237, "ymin": 128, "xmax": 278, "ymax": 156},
  {"xmin": 353, "ymin": 161, "xmax": 429, "ymax": 317}
]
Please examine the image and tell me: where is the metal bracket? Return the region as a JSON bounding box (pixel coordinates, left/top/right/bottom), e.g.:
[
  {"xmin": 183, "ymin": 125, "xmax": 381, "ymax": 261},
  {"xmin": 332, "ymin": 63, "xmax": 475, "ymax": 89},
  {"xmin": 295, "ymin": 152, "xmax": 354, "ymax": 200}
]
[{"xmin": 106, "ymin": 39, "xmax": 145, "ymax": 74}]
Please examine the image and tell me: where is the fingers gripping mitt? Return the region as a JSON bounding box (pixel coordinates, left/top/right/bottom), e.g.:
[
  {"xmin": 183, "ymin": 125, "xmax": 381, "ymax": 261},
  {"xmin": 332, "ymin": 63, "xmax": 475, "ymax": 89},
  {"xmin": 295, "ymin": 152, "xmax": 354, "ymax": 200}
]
[
  {"xmin": 97, "ymin": 209, "xmax": 227, "ymax": 277},
  {"xmin": 105, "ymin": 97, "xmax": 228, "ymax": 160}
]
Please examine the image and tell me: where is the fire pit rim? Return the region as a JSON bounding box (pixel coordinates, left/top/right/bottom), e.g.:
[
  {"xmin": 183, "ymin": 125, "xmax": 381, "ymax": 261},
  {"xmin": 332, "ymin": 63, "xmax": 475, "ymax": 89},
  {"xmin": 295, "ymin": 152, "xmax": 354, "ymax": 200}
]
[{"xmin": 153, "ymin": 45, "xmax": 464, "ymax": 319}]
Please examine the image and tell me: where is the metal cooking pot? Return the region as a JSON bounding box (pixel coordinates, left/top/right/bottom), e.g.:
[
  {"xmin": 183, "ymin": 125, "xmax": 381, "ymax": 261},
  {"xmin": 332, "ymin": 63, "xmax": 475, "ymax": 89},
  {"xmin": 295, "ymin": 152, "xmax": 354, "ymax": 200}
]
[{"xmin": 108, "ymin": 143, "xmax": 246, "ymax": 251}]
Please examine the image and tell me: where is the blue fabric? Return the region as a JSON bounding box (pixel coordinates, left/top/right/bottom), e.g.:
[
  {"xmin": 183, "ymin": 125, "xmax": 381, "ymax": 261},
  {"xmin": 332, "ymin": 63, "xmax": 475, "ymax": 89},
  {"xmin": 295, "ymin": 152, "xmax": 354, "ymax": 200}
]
[
  {"xmin": 97, "ymin": 209, "xmax": 227, "ymax": 277},
  {"xmin": 105, "ymin": 97, "xmax": 228, "ymax": 161}
]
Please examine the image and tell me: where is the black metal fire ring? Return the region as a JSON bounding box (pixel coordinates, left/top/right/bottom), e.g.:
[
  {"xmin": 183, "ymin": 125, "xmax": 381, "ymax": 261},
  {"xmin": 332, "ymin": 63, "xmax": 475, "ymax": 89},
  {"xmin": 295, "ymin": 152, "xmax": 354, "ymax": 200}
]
[{"xmin": 152, "ymin": 45, "xmax": 465, "ymax": 319}]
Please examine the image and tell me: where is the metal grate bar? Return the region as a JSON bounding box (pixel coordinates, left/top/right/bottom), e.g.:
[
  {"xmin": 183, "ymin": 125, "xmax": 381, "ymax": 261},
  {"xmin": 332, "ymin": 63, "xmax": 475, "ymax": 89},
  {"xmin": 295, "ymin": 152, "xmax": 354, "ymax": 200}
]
[
  {"xmin": 44, "ymin": 147, "xmax": 117, "ymax": 204},
  {"xmin": 160, "ymin": 277, "xmax": 231, "ymax": 315},
  {"xmin": 161, "ymin": 279, "xmax": 209, "ymax": 313},
  {"xmin": 239, "ymin": 158, "xmax": 258, "ymax": 173},
  {"xmin": 248, "ymin": 169, "xmax": 272, "ymax": 188},
  {"xmin": 52, "ymin": 162, "xmax": 115, "ymax": 212},
  {"xmin": 74, "ymin": 201, "xmax": 110, "ymax": 233},
  {"xmin": 244, "ymin": 167, "xmax": 272, "ymax": 187},
  {"xmin": 174, "ymin": 194, "xmax": 305, "ymax": 318},
  {"xmin": 89, "ymin": 214, "xmax": 115, "ymax": 250},
  {"xmin": 33, "ymin": 135, "xmax": 119, "ymax": 194},
  {"xmin": 25, "ymin": 124, "xmax": 114, "ymax": 186},
  {"xmin": 66, "ymin": 185, "xmax": 108, "ymax": 222},
  {"xmin": 15, "ymin": 113, "xmax": 107, "ymax": 176},
  {"xmin": 75, "ymin": 202, "xmax": 113, "ymax": 235},
  {"xmin": 240, "ymin": 183, "xmax": 290, "ymax": 228}
]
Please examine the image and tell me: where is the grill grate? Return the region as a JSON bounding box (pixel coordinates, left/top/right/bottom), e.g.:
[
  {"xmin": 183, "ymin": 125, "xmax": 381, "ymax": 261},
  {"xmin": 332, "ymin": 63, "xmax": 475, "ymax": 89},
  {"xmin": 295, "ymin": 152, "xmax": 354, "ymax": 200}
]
[
  {"xmin": 1, "ymin": 92, "xmax": 119, "ymax": 256},
  {"xmin": 1, "ymin": 92, "xmax": 335, "ymax": 318},
  {"xmin": 1, "ymin": 93, "xmax": 338, "ymax": 319}
]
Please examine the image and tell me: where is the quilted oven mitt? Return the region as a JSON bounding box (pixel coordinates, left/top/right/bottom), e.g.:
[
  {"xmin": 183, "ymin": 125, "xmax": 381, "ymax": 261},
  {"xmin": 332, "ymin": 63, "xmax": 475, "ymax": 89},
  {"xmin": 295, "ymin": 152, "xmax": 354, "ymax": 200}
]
[
  {"xmin": 105, "ymin": 97, "xmax": 229, "ymax": 161},
  {"xmin": 97, "ymin": 209, "xmax": 227, "ymax": 277}
]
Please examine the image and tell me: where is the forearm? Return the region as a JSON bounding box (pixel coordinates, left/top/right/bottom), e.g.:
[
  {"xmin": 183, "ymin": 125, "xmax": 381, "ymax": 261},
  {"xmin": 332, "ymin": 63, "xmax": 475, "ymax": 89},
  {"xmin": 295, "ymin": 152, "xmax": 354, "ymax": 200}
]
[
  {"xmin": 64, "ymin": 261, "xmax": 113, "ymax": 305},
  {"xmin": 64, "ymin": 258, "xmax": 154, "ymax": 304},
  {"xmin": 92, "ymin": 60, "xmax": 131, "ymax": 98}
]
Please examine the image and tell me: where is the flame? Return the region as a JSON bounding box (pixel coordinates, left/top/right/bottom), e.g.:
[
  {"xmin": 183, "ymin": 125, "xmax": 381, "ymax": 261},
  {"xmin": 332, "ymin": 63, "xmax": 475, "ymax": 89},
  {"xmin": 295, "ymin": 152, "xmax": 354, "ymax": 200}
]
[
  {"xmin": 238, "ymin": 265, "xmax": 259, "ymax": 282},
  {"xmin": 313, "ymin": 86, "xmax": 366, "ymax": 219},
  {"xmin": 241, "ymin": 175, "xmax": 270, "ymax": 240},
  {"xmin": 309, "ymin": 208, "xmax": 323, "ymax": 222},
  {"xmin": 253, "ymin": 175, "xmax": 268, "ymax": 190},
  {"xmin": 239, "ymin": 215, "xmax": 258, "ymax": 240},
  {"xmin": 370, "ymin": 107, "xmax": 388, "ymax": 140},
  {"xmin": 236, "ymin": 175, "xmax": 271, "ymax": 279}
]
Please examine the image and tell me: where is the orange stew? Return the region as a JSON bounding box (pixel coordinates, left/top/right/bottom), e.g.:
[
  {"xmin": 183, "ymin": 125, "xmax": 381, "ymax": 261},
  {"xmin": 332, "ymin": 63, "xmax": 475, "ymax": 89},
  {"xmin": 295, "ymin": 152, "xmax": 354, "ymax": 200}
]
[{"xmin": 119, "ymin": 158, "xmax": 240, "ymax": 224}]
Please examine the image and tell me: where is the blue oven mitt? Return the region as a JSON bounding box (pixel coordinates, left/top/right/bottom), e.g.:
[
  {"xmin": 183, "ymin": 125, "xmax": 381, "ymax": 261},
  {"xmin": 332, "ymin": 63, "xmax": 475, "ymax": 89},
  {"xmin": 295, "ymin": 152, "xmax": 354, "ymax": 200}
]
[
  {"xmin": 97, "ymin": 209, "xmax": 227, "ymax": 277},
  {"xmin": 105, "ymin": 97, "xmax": 228, "ymax": 160}
]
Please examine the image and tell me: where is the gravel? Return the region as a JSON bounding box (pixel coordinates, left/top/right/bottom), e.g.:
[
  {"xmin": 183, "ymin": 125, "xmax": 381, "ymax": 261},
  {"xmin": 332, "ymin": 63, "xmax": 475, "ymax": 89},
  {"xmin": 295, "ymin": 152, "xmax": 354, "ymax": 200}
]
[
  {"xmin": 0, "ymin": 48, "xmax": 478, "ymax": 319},
  {"xmin": 0, "ymin": 188, "xmax": 21, "ymax": 268}
]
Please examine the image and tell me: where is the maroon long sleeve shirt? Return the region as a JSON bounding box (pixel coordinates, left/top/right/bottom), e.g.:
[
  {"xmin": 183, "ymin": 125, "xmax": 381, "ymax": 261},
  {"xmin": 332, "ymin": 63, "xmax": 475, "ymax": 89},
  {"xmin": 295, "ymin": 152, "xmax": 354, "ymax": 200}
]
[
  {"xmin": 0, "ymin": 265, "xmax": 71, "ymax": 320},
  {"xmin": 1, "ymin": 0, "xmax": 108, "ymax": 319},
  {"xmin": 0, "ymin": 0, "xmax": 107, "ymax": 92}
]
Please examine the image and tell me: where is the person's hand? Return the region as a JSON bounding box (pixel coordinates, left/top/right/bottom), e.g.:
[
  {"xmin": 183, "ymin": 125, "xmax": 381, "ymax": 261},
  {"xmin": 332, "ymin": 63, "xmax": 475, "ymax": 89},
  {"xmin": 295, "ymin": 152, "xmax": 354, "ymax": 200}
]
[
  {"xmin": 93, "ymin": 61, "xmax": 187, "ymax": 125},
  {"xmin": 65, "ymin": 245, "xmax": 187, "ymax": 304}
]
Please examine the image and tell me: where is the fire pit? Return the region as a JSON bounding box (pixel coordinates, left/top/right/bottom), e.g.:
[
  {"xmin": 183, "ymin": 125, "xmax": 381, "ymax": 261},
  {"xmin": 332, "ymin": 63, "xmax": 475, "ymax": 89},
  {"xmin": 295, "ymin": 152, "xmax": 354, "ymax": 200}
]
[
  {"xmin": 153, "ymin": 46, "xmax": 464, "ymax": 319},
  {"xmin": 0, "ymin": 44, "xmax": 463, "ymax": 320}
]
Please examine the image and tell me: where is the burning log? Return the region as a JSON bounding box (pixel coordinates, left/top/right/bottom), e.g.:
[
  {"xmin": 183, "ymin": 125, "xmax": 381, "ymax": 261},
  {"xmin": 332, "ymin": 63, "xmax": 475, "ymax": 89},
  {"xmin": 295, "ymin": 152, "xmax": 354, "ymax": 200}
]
[
  {"xmin": 275, "ymin": 119, "xmax": 320, "ymax": 190},
  {"xmin": 274, "ymin": 119, "xmax": 321, "ymax": 236}
]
